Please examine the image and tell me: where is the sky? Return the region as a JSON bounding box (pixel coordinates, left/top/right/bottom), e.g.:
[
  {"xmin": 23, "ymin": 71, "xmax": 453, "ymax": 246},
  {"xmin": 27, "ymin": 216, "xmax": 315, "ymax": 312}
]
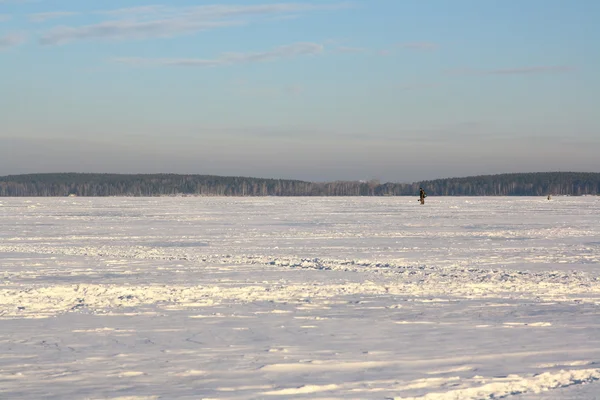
[{"xmin": 1, "ymin": 0, "xmax": 599, "ymax": 182}]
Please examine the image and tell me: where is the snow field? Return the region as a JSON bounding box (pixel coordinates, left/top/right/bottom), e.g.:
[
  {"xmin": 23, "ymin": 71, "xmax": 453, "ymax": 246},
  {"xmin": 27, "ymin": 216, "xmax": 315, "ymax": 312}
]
[{"xmin": 1, "ymin": 196, "xmax": 599, "ymax": 399}]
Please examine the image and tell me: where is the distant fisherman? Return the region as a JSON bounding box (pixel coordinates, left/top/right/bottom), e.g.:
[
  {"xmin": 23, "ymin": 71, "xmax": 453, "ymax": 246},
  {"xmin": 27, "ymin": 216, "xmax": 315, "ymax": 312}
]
[{"xmin": 419, "ymin": 187, "xmax": 427, "ymax": 205}]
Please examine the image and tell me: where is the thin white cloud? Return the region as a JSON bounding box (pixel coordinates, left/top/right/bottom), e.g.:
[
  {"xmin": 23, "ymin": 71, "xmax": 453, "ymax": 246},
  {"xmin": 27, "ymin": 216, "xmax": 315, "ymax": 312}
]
[
  {"xmin": 488, "ymin": 65, "xmax": 575, "ymax": 75},
  {"xmin": 336, "ymin": 46, "xmax": 367, "ymax": 53},
  {"xmin": 397, "ymin": 42, "xmax": 439, "ymax": 50},
  {"xmin": 114, "ymin": 42, "xmax": 324, "ymax": 67},
  {"xmin": 41, "ymin": 19, "xmax": 242, "ymax": 45},
  {"xmin": 94, "ymin": 5, "xmax": 167, "ymax": 17},
  {"xmin": 41, "ymin": 3, "xmax": 350, "ymax": 45},
  {"xmin": 377, "ymin": 42, "xmax": 439, "ymax": 56},
  {"xmin": 228, "ymin": 81, "xmax": 305, "ymax": 98},
  {"xmin": 398, "ymin": 83, "xmax": 441, "ymax": 91},
  {"xmin": 448, "ymin": 65, "xmax": 575, "ymax": 76},
  {"xmin": 0, "ymin": 32, "xmax": 26, "ymax": 49},
  {"xmin": 29, "ymin": 11, "xmax": 80, "ymax": 22},
  {"xmin": 0, "ymin": 14, "xmax": 12, "ymax": 22},
  {"xmin": 95, "ymin": 3, "xmax": 351, "ymax": 18}
]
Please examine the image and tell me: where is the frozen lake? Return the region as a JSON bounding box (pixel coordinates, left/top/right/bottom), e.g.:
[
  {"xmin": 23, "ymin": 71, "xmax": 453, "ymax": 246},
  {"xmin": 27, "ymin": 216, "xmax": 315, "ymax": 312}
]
[{"xmin": 1, "ymin": 196, "xmax": 600, "ymax": 399}]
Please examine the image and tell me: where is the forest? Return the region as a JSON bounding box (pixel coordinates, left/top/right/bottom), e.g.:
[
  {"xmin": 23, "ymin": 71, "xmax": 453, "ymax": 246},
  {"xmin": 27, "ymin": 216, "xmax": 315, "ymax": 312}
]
[{"xmin": 0, "ymin": 172, "xmax": 598, "ymax": 196}]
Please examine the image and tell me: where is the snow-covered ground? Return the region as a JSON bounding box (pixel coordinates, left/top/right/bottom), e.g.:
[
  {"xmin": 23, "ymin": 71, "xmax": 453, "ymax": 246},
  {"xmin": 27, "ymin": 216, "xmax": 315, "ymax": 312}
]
[{"xmin": 1, "ymin": 196, "xmax": 599, "ymax": 399}]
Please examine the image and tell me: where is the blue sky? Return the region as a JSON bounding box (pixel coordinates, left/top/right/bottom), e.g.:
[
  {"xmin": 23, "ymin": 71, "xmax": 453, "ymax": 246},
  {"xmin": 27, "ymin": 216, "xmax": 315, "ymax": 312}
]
[{"xmin": 1, "ymin": 0, "xmax": 599, "ymax": 182}]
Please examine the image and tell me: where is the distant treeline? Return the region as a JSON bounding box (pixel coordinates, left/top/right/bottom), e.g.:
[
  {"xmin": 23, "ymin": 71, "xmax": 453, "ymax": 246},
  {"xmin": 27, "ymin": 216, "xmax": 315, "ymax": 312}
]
[
  {"xmin": 0, "ymin": 172, "xmax": 598, "ymax": 197},
  {"xmin": 419, "ymin": 172, "xmax": 600, "ymax": 196}
]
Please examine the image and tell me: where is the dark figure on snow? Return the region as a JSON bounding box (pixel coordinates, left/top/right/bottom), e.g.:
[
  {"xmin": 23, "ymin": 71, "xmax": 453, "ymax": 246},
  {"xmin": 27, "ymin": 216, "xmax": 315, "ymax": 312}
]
[{"xmin": 419, "ymin": 187, "xmax": 427, "ymax": 205}]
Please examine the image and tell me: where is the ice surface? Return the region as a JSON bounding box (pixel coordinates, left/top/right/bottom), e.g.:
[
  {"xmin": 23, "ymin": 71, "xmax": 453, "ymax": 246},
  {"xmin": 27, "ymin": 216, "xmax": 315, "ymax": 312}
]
[{"xmin": 1, "ymin": 196, "xmax": 599, "ymax": 399}]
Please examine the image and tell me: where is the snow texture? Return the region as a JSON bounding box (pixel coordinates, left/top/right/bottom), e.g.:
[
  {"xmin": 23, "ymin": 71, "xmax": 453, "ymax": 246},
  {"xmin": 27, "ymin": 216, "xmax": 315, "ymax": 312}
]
[{"xmin": 1, "ymin": 196, "xmax": 599, "ymax": 399}]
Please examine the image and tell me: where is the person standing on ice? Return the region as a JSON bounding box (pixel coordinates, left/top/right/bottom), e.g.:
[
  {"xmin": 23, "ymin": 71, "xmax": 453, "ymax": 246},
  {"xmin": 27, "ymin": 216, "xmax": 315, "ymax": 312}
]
[{"xmin": 419, "ymin": 187, "xmax": 427, "ymax": 205}]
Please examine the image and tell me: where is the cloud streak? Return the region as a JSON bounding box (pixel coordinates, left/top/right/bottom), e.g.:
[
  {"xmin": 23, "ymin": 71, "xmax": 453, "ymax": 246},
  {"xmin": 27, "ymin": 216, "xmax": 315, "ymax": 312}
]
[
  {"xmin": 0, "ymin": 32, "xmax": 26, "ymax": 49},
  {"xmin": 40, "ymin": 3, "xmax": 350, "ymax": 45},
  {"xmin": 487, "ymin": 65, "xmax": 575, "ymax": 75},
  {"xmin": 398, "ymin": 83, "xmax": 441, "ymax": 91},
  {"xmin": 375, "ymin": 41, "xmax": 439, "ymax": 56},
  {"xmin": 334, "ymin": 42, "xmax": 438, "ymax": 55},
  {"xmin": 29, "ymin": 11, "xmax": 80, "ymax": 22},
  {"xmin": 227, "ymin": 81, "xmax": 306, "ymax": 98},
  {"xmin": 448, "ymin": 65, "xmax": 575, "ymax": 76},
  {"xmin": 95, "ymin": 3, "xmax": 350, "ymax": 17},
  {"xmin": 114, "ymin": 42, "xmax": 324, "ymax": 67},
  {"xmin": 94, "ymin": 5, "xmax": 167, "ymax": 17},
  {"xmin": 397, "ymin": 41, "xmax": 438, "ymax": 50},
  {"xmin": 335, "ymin": 46, "xmax": 367, "ymax": 53},
  {"xmin": 40, "ymin": 19, "xmax": 241, "ymax": 45}
]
